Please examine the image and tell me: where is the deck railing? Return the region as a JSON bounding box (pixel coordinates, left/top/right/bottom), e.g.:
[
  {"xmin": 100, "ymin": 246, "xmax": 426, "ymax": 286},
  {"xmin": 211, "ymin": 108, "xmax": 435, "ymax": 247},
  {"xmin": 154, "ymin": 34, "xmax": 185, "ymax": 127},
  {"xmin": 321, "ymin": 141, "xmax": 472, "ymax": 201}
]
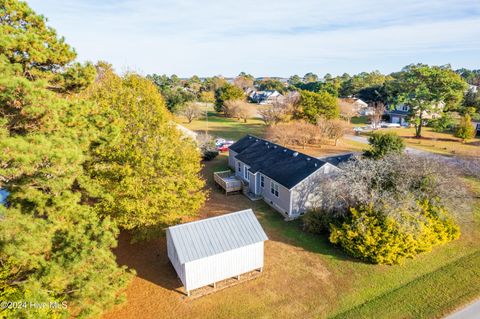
[{"xmin": 214, "ymin": 170, "xmax": 243, "ymax": 194}]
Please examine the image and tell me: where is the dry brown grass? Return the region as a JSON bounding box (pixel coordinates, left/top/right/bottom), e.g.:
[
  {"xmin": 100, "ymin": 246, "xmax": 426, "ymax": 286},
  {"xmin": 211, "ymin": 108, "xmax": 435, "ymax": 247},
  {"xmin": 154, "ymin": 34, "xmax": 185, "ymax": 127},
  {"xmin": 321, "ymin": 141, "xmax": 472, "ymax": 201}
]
[{"xmin": 380, "ymin": 127, "xmax": 480, "ymax": 157}]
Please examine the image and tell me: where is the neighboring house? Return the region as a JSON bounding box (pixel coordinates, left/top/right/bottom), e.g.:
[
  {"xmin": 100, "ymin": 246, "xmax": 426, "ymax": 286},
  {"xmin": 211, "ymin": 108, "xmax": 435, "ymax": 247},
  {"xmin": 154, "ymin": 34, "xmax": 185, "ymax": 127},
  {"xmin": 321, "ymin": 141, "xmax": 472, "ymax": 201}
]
[
  {"xmin": 227, "ymin": 135, "xmax": 353, "ymax": 219},
  {"xmin": 338, "ymin": 98, "xmax": 371, "ymax": 116},
  {"xmin": 387, "ymin": 102, "xmax": 445, "ymax": 125},
  {"xmin": 249, "ymin": 90, "xmax": 283, "ymax": 104},
  {"xmin": 166, "ymin": 209, "xmax": 268, "ymax": 296},
  {"xmin": 468, "ymin": 84, "xmax": 478, "ymax": 93}
]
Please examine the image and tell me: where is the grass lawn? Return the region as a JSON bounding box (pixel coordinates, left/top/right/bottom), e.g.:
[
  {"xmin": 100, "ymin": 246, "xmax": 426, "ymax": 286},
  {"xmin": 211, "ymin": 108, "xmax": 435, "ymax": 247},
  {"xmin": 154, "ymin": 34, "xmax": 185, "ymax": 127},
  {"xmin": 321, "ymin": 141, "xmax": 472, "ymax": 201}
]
[
  {"xmin": 176, "ymin": 104, "xmax": 265, "ymax": 140},
  {"xmin": 376, "ymin": 127, "xmax": 480, "ymax": 157},
  {"xmin": 103, "ymin": 154, "xmax": 480, "ymax": 319}
]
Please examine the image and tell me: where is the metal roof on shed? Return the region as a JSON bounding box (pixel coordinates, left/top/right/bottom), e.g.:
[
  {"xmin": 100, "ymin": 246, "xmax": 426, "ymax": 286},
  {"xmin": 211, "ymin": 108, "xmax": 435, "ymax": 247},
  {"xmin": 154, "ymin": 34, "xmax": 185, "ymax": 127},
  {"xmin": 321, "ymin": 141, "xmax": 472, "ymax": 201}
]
[{"xmin": 167, "ymin": 209, "xmax": 268, "ymax": 264}]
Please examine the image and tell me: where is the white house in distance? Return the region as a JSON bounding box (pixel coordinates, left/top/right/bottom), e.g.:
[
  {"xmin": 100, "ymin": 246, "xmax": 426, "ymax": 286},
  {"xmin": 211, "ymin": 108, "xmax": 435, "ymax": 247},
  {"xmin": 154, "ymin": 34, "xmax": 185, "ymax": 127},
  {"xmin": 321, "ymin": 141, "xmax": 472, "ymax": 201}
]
[
  {"xmin": 387, "ymin": 102, "xmax": 445, "ymax": 125},
  {"xmin": 249, "ymin": 90, "xmax": 283, "ymax": 104},
  {"xmin": 166, "ymin": 209, "xmax": 268, "ymax": 296}
]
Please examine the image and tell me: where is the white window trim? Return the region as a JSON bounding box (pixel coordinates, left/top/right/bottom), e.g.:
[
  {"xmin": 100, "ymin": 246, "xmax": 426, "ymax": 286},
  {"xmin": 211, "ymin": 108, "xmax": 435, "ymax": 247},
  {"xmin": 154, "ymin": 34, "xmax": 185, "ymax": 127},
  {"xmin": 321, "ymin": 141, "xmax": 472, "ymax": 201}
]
[{"xmin": 270, "ymin": 181, "xmax": 279, "ymax": 197}]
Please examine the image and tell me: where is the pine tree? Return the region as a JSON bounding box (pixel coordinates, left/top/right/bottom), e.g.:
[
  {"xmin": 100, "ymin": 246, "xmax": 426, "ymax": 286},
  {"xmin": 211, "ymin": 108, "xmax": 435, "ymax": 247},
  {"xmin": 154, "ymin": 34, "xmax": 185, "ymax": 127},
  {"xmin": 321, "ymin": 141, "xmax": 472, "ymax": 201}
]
[{"xmin": 0, "ymin": 71, "xmax": 133, "ymax": 319}]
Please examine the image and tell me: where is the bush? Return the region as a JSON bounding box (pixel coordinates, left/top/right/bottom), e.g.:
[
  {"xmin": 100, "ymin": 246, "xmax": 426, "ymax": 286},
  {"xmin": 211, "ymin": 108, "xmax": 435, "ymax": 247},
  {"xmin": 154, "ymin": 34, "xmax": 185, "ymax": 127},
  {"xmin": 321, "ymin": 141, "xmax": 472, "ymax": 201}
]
[
  {"xmin": 455, "ymin": 114, "xmax": 475, "ymax": 142},
  {"xmin": 329, "ymin": 202, "xmax": 460, "ymax": 265},
  {"xmin": 429, "ymin": 112, "xmax": 455, "ymax": 132},
  {"xmin": 302, "ymin": 209, "xmax": 340, "ymax": 234},
  {"xmin": 197, "ymin": 133, "xmax": 219, "ymax": 161},
  {"xmin": 364, "ymin": 132, "xmax": 405, "ymax": 159}
]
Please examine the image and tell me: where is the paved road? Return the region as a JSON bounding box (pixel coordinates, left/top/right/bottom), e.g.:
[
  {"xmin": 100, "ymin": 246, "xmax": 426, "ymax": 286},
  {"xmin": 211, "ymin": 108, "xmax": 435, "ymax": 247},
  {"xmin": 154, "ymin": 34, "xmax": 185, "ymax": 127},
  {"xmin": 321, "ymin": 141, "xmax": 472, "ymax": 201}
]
[{"xmin": 444, "ymin": 299, "xmax": 480, "ymax": 319}]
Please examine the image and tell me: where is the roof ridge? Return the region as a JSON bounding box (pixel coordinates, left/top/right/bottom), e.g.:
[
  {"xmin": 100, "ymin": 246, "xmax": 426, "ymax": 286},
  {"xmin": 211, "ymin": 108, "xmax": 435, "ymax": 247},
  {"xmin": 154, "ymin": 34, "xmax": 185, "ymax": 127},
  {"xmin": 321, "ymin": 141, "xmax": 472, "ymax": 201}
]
[
  {"xmin": 243, "ymin": 135, "xmax": 326, "ymax": 164},
  {"xmin": 168, "ymin": 209, "xmax": 254, "ymax": 230}
]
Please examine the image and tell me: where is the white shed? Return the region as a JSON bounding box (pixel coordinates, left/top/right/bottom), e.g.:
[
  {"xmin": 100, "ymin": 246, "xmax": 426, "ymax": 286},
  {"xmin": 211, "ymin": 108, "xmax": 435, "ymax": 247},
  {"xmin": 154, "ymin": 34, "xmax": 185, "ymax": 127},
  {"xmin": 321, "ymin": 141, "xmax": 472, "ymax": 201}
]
[{"xmin": 166, "ymin": 209, "xmax": 268, "ymax": 296}]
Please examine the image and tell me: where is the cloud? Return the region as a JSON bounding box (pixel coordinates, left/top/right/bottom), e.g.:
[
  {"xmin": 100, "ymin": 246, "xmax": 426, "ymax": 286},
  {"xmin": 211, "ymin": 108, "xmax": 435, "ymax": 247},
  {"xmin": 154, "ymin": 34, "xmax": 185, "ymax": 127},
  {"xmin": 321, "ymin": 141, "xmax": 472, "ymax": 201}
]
[{"xmin": 29, "ymin": 0, "xmax": 480, "ymax": 76}]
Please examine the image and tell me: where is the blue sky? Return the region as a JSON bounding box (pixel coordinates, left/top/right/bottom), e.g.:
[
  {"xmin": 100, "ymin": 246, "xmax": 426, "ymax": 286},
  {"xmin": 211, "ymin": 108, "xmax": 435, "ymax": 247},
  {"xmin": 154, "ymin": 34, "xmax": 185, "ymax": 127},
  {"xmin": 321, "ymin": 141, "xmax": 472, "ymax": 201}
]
[{"xmin": 29, "ymin": 0, "xmax": 480, "ymax": 77}]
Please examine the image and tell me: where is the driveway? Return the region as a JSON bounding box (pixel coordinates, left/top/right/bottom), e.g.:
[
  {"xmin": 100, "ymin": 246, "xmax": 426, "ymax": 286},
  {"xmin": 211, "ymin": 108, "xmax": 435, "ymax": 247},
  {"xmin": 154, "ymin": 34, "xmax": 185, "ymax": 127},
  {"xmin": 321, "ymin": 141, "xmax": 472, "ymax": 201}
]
[{"xmin": 444, "ymin": 299, "xmax": 480, "ymax": 319}]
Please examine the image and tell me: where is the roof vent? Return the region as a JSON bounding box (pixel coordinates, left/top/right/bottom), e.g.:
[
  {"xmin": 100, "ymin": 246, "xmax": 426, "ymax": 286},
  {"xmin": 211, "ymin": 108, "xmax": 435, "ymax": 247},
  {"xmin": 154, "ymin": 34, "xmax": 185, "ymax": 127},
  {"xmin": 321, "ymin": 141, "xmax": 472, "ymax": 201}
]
[
  {"xmin": 293, "ymin": 152, "xmax": 299, "ymax": 157},
  {"xmin": 306, "ymin": 157, "xmax": 311, "ymax": 161},
  {"xmin": 273, "ymin": 145, "xmax": 277, "ymax": 149},
  {"xmin": 248, "ymin": 136, "xmax": 252, "ymax": 139},
  {"xmin": 255, "ymin": 139, "xmax": 258, "ymax": 142},
  {"xmin": 265, "ymin": 142, "xmax": 268, "ymax": 145},
  {"xmin": 315, "ymin": 163, "xmax": 318, "ymax": 167},
  {"xmin": 283, "ymin": 149, "xmax": 287, "ymax": 152}
]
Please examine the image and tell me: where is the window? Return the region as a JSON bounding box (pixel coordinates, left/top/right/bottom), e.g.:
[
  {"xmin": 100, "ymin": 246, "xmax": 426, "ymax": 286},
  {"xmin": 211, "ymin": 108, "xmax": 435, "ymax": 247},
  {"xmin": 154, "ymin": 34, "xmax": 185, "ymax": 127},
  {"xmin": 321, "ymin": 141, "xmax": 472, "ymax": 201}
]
[
  {"xmin": 237, "ymin": 162, "xmax": 241, "ymax": 172},
  {"xmin": 260, "ymin": 175, "xmax": 265, "ymax": 188},
  {"xmin": 402, "ymin": 105, "xmax": 409, "ymax": 111},
  {"xmin": 270, "ymin": 181, "xmax": 279, "ymax": 197},
  {"xmin": 244, "ymin": 167, "xmax": 249, "ymax": 180}
]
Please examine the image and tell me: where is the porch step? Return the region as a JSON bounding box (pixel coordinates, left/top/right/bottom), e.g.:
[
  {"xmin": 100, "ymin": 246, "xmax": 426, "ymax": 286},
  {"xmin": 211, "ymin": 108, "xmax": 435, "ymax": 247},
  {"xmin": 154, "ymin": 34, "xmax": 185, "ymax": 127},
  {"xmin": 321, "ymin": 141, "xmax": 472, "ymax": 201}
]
[{"xmin": 244, "ymin": 192, "xmax": 263, "ymax": 201}]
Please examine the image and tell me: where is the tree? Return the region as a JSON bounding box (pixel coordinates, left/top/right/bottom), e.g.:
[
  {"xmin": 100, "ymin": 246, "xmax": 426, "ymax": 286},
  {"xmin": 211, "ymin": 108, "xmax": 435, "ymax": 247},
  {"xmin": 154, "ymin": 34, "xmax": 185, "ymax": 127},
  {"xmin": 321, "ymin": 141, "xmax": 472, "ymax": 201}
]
[
  {"xmin": 83, "ymin": 68, "xmax": 206, "ymax": 240},
  {"xmin": 338, "ymin": 99, "xmax": 359, "ymax": 122},
  {"xmin": 0, "ymin": 0, "xmax": 76, "ymax": 76},
  {"xmin": 339, "ymin": 71, "xmax": 388, "ymax": 97},
  {"xmin": 256, "ymin": 78, "xmax": 285, "ymax": 93},
  {"xmin": 234, "ymin": 74, "xmax": 254, "ymax": 91},
  {"xmin": 365, "ymin": 132, "xmax": 405, "ymax": 159},
  {"xmin": 199, "ymin": 90, "xmax": 215, "ymax": 104},
  {"xmin": 390, "ymin": 64, "xmax": 467, "ymax": 137},
  {"xmin": 177, "ymin": 102, "xmax": 202, "ymax": 123},
  {"xmin": 288, "ymin": 74, "xmax": 302, "ymax": 87},
  {"xmin": 214, "ymin": 83, "xmax": 244, "ymax": 112},
  {"xmin": 303, "ymin": 72, "xmax": 319, "ymax": 83},
  {"xmin": 296, "ymin": 90, "xmax": 339, "ymax": 122},
  {"xmin": 222, "ymin": 100, "xmax": 254, "ymax": 122},
  {"xmin": 326, "ymin": 119, "xmax": 351, "ymax": 146},
  {"xmin": 0, "ymin": 70, "xmax": 132, "ymax": 318},
  {"xmin": 258, "ymin": 98, "xmax": 294, "ymax": 125},
  {"xmin": 455, "ymin": 114, "xmax": 475, "ymax": 142}
]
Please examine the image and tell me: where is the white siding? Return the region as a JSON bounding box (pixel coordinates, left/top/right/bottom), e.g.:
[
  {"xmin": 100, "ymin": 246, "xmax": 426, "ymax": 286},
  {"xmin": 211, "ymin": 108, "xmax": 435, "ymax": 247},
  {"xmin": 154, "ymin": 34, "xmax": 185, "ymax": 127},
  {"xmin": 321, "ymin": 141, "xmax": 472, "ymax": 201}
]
[
  {"xmin": 260, "ymin": 174, "xmax": 291, "ymax": 217},
  {"xmin": 183, "ymin": 242, "xmax": 264, "ymax": 291},
  {"xmin": 290, "ymin": 164, "xmax": 339, "ymax": 217},
  {"xmin": 228, "ymin": 150, "xmax": 237, "ymax": 169},
  {"xmin": 166, "ymin": 230, "xmax": 186, "ymax": 286}
]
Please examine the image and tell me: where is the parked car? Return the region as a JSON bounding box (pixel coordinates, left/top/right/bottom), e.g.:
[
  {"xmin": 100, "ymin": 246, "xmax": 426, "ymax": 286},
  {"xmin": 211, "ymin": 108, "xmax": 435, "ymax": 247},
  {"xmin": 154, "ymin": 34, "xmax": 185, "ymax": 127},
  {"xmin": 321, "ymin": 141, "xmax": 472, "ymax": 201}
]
[
  {"xmin": 217, "ymin": 142, "xmax": 233, "ymax": 152},
  {"xmin": 380, "ymin": 122, "xmax": 401, "ymax": 128}
]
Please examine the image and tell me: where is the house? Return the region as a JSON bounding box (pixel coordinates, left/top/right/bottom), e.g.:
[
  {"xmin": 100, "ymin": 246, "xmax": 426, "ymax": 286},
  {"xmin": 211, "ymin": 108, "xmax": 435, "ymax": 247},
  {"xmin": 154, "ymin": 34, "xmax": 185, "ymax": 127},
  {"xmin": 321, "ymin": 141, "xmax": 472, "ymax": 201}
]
[
  {"xmin": 226, "ymin": 135, "xmax": 353, "ymax": 219},
  {"xmin": 249, "ymin": 90, "xmax": 283, "ymax": 104},
  {"xmin": 338, "ymin": 98, "xmax": 371, "ymax": 116},
  {"xmin": 166, "ymin": 209, "xmax": 268, "ymax": 296},
  {"xmin": 387, "ymin": 102, "xmax": 445, "ymax": 125}
]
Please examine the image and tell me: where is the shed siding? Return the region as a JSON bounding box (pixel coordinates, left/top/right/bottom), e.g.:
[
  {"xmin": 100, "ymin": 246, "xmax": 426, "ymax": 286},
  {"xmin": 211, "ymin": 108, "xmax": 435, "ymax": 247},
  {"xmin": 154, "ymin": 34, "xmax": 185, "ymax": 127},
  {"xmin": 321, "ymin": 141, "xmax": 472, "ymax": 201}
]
[
  {"xmin": 260, "ymin": 174, "xmax": 291, "ymax": 217},
  {"xmin": 290, "ymin": 163, "xmax": 339, "ymax": 217},
  {"xmin": 184, "ymin": 242, "xmax": 264, "ymax": 291},
  {"xmin": 166, "ymin": 230, "xmax": 186, "ymax": 286}
]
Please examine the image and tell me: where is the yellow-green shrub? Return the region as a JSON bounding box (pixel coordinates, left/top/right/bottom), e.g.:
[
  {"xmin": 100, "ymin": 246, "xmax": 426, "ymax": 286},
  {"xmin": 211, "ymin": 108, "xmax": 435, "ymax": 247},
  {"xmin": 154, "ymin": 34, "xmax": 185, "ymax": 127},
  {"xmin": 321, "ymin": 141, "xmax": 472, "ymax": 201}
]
[{"xmin": 329, "ymin": 201, "xmax": 460, "ymax": 265}]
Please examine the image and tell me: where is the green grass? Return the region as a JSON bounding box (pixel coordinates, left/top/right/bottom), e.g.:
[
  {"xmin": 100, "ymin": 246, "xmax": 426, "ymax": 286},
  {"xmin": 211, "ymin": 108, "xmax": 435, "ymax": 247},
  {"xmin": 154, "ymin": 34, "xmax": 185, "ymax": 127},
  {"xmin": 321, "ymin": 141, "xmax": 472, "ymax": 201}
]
[
  {"xmin": 351, "ymin": 116, "xmax": 370, "ymax": 126},
  {"xmin": 177, "ymin": 104, "xmax": 266, "ymax": 140},
  {"xmin": 332, "ymin": 251, "xmax": 480, "ymax": 319}
]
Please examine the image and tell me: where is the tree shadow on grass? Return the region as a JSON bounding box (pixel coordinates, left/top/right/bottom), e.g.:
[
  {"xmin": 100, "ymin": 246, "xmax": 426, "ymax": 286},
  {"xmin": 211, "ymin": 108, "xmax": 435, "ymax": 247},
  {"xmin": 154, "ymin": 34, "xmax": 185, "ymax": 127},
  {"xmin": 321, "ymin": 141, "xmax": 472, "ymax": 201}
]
[{"xmin": 113, "ymin": 231, "xmax": 185, "ymax": 295}]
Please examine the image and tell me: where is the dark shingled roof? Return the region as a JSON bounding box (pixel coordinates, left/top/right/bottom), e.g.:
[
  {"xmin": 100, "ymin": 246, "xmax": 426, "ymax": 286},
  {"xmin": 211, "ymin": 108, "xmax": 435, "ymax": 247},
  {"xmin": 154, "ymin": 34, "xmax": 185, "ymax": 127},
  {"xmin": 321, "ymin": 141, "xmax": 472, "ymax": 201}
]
[
  {"xmin": 320, "ymin": 153, "xmax": 355, "ymax": 167},
  {"xmin": 228, "ymin": 135, "xmax": 328, "ymax": 189}
]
